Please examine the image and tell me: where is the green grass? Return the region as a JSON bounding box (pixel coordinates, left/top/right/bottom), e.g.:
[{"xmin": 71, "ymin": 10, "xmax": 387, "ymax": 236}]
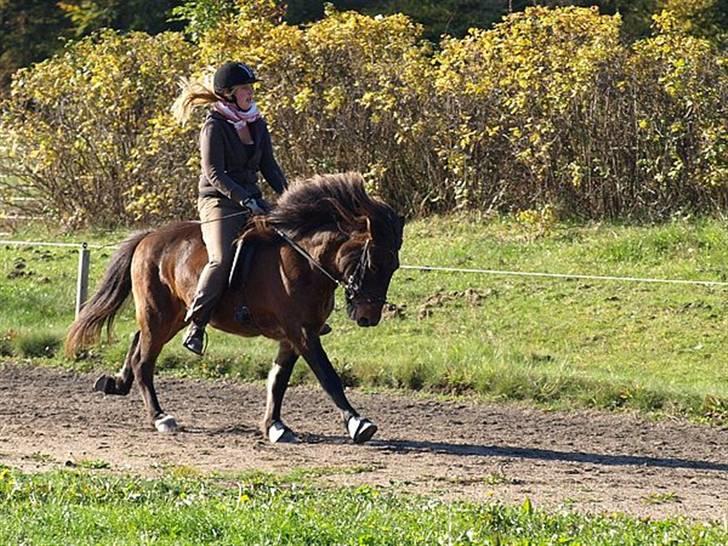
[
  {"xmin": 643, "ymin": 491, "xmax": 682, "ymax": 506},
  {"xmin": 2, "ymin": 216, "xmax": 728, "ymax": 421},
  {"xmin": 0, "ymin": 466, "xmax": 725, "ymax": 545}
]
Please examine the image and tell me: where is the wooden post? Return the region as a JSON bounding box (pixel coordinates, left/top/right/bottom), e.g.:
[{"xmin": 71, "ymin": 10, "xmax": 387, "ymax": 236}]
[{"xmin": 75, "ymin": 243, "xmax": 90, "ymax": 318}]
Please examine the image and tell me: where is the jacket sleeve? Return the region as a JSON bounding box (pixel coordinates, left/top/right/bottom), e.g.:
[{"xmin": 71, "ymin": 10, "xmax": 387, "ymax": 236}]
[
  {"xmin": 258, "ymin": 122, "xmax": 288, "ymax": 195},
  {"xmin": 200, "ymin": 121, "xmax": 257, "ymax": 203}
]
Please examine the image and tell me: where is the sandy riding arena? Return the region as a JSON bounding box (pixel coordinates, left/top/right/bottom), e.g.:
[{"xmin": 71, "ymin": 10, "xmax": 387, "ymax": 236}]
[{"xmin": 0, "ymin": 363, "xmax": 725, "ymax": 521}]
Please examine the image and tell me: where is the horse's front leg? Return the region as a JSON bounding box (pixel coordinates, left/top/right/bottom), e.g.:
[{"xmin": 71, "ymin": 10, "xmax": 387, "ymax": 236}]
[
  {"xmin": 294, "ymin": 331, "xmax": 377, "ymax": 444},
  {"xmin": 262, "ymin": 341, "xmax": 299, "ymax": 443}
]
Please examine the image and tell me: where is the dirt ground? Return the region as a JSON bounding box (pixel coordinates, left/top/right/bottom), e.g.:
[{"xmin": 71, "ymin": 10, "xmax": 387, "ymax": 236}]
[{"xmin": 0, "ymin": 362, "xmax": 726, "ymax": 521}]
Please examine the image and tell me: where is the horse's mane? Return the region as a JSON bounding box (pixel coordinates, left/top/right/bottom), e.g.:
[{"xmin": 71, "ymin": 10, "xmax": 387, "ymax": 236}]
[{"xmin": 255, "ymin": 172, "xmax": 401, "ymax": 246}]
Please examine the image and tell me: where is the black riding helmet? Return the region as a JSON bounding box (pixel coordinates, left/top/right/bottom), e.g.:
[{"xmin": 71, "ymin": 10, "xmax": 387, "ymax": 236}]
[{"xmin": 213, "ymin": 62, "xmax": 258, "ymax": 97}]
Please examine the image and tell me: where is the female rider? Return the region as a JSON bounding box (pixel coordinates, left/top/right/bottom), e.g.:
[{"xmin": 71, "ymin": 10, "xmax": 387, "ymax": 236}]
[{"xmin": 172, "ymin": 61, "xmax": 287, "ymax": 355}]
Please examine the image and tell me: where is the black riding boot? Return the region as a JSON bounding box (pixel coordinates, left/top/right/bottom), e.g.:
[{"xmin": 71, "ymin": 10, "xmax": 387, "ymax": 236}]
[{"xmin": 182, "ymin": 321, "xmax": 207, "ymax": 355}]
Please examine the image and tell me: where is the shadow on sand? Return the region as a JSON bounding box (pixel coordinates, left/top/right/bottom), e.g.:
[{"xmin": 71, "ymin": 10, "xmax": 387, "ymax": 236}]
[{"xmin": 302, "ymin": 434, "xmax": 728, "ymax": 472}]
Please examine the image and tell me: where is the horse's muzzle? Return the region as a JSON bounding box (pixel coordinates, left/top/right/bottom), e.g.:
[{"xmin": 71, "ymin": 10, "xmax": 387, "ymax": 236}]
[
  {"xmin": 347, "ymin": 300, "xmax": 382, "ymax": 327},
  {"xmin": 357, "ymin": 316, "xmax": 377, "ymax": 327}
]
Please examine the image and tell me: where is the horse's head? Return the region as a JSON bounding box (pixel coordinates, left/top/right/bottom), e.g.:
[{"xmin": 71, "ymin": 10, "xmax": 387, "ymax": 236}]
[
  {"xmin": 266, "ymin": 172, "xmax": 405, "ymax": 328},
  {"xmin": 340, "ymin": 210, "xmax": 404, "ymax": 327}
]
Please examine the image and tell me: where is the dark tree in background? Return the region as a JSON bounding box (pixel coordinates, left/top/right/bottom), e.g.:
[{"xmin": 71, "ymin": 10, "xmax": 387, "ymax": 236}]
[
  {"xmin": 58, "ymin": 0, "xmax": 183, "ymax": 36},
  {"xmin": 285, "ymin": 0, "xmax": 535, "ymax": 41},
  {"xmin": 284, "ymin": 0, "xmax": 664, "ymax": 41},
  {"xmin": 0, "ymin": 0, "xmax": 182, "ymax": 94},
  {"xmin": 1, "ymin": 0, "xmax": 725, "ymax": 94},
  {"xmin": 285, "ymin": 0, "xmax": 724, "ymax": 44},
  {"xmin": 0, "ymin": 0, "xmax": 69, "ymax": 91}
]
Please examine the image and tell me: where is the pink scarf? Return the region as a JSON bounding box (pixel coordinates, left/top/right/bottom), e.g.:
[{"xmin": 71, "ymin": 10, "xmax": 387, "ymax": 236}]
[{"xmin": 211, "ymin": 101, "xmax": 261, "ymax": 143}]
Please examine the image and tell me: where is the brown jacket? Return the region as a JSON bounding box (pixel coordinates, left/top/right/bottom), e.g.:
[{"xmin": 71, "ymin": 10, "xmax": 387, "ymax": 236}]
[{"xmin": 198, "ymin": 111, "xmax": 287, "ymax": 203}]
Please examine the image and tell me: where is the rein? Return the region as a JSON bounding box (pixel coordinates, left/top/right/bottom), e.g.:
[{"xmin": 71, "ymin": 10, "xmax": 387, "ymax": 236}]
[
  {"xmin": 196, "ymin": 211, "xmax": 249, "ymax": 225},
  {"xmin": 271, "ymin": 226, "xmax": 346, "ymax": 290},
  {"xmin": 271, "ymin": 226, "xmax": 379, "ymax": 304}
]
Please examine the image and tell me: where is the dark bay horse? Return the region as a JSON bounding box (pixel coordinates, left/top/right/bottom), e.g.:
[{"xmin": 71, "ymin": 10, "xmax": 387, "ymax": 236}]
[{"xmin": 65, "ymin": 172, "xmax": 403, "ymax": 443}]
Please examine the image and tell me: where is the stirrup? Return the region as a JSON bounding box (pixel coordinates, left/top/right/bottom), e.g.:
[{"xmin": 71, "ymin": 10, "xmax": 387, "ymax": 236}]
[{"xmin": 182, "ymin": 323, "xmax": 207, "ymax": 356}]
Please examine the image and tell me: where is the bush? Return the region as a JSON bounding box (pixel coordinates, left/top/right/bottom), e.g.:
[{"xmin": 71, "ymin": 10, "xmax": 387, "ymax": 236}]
[
  {"xmin": 196, "ymin": 3, "xmax": 441, "ymax": 212},
  {"xmin": 0, "ymin": 30, "xmax": 195, "ymax": 227},
  {"xmin": 432, "ymin": 6, "xmax": 627, "ymax": 214},
  {"xmin": 432, "ymin": 6, "xmax": 727, "ymax": 218},
  {"xmin": 0, "ymin": 3, "xmax": 725, "ymax": 224},
  {"xmin": 627, "ymin": 11, "xmax": 728, "ymax": 213}
]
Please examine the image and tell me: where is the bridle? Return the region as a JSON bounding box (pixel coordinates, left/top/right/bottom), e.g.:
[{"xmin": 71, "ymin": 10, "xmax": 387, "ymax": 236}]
[
  {"xmin": 343, "ymin": 238, "xmax": 386, "ymax": 305},
  {"xmin": 272, "ymin": 226, "xmax": 385, "ymax": 305}
]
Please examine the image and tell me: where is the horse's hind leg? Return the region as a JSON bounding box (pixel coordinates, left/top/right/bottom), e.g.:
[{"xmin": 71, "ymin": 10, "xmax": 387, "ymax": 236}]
[
  {"xmin": 133, "ymin": 316, "xmax": 184, "ymax": 433},
  {"xmin": 262, "ymin": 341, "xmax": 299, "ymax": 443},
  {"xmin": 126, "ymin": 272, "xmax": 186, "ymax": 432},
  {"xmin": 94, "ymin": 331, "xmax": 140, "ymax": 395}
]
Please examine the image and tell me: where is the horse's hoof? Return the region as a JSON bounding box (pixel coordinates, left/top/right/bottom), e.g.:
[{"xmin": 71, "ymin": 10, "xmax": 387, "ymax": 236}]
[
  {"xmin": 268, "ymin": 421, "xmax": 299, "ymax": 444},
  {"xmin": 94, "ymin": 374, "xmax": 116, "ymax": 394},
  {"xmin": 347, "ymin": 416, "xmax": 378, "ymax": 444},
  {"xmin": 154, "ymin": 415, "xmax": 179, "ymax": 433}
]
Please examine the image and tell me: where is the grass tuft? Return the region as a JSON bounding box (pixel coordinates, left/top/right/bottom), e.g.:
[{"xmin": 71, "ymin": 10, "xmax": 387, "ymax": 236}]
[
  {"xmin": 0, "ymin": 332, "xmax": 14, "ymax": 356},
  {"xmin": 15, "ymin": 333, "xmax": 62, "ymax": 358}
]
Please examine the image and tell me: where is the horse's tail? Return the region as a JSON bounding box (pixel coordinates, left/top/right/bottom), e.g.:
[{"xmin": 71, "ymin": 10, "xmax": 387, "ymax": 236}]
[{"xmin": 65, "ymin": 230, "xmax": 150, "ymax": 357}]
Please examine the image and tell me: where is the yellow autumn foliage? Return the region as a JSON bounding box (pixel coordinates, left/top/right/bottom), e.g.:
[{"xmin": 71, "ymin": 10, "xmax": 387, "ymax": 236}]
[
  {"xmin": 0, "ymin": 3, "xmax": 725, "ymax": 225},
  {"xmin": 0, "ymin": 30, "xmax": 194, "ymax": 226}
]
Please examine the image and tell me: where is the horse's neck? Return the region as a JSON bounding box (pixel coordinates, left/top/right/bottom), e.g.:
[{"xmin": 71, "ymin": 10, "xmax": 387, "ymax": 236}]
[{"xmin": 297, "ymin": 230, "xmax": 347, "ymax": 273}]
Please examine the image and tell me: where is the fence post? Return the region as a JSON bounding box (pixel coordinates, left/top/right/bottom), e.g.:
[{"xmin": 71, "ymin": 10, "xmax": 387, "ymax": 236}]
[{"xmin": 75, "ymin": 243, "xmax": 90, "ymax": 318}]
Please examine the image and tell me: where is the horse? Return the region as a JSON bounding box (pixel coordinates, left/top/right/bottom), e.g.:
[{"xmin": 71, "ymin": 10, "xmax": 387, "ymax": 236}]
[{"xmin": 65, "ymin": 172, "xmax": 403, "ymax": 444}]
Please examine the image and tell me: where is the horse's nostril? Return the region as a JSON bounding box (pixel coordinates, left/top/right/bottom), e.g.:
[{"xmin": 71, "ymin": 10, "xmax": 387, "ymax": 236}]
[{"xmin": 357, "ymin": 317, "xmax": 371, "ymax": 327}]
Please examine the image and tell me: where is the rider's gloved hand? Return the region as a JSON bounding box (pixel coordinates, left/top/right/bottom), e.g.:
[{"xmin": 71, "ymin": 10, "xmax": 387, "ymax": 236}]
[{"xmin": 241, "ymin": 197, "xmax": 266, "ymax": 216}]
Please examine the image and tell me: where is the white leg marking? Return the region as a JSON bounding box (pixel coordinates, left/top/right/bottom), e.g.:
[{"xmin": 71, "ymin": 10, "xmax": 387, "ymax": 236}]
[
  {"xmin": 268, "ymin": 420, "xmax": 298, "ymax": 443},
  {"xmin": 154, "ymin": 414, "xmax": 178, "ymax": 433},
  {"xmin": 347, "ymin": 416, "xmax": 377, "ymax": 443},
  {"xmin": 269, "ymin": 421, "xmax": 287, "ymax": 443}
]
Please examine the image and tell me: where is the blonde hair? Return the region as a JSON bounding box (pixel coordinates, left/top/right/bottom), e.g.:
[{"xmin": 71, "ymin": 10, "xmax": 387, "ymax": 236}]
[{"xmin": 171, "ymin": 76, "xmax": 220, "ymax": 125}]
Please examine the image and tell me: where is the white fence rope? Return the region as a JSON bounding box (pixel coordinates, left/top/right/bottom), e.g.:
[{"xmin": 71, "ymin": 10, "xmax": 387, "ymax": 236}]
[
  {"xmin": 399, "ymin": 265, "xmax": 728, "ymax": 288},
  {"xmin": 0, "ymin": 239, "xmax": 111, "ymax": 249}
]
